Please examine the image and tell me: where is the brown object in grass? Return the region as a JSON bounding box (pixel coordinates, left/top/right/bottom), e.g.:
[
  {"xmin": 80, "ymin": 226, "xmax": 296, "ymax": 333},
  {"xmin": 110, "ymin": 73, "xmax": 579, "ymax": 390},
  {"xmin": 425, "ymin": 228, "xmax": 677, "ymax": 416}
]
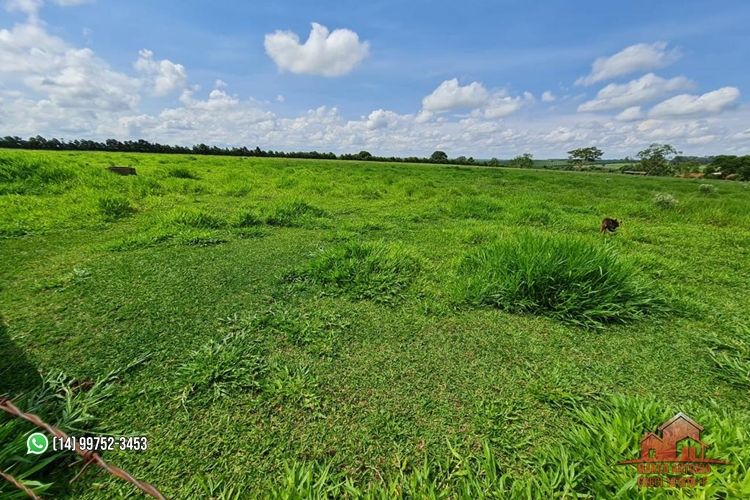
[{"xmin": 600, "ymin": 218, "xmax": 621, "ymax": 234}]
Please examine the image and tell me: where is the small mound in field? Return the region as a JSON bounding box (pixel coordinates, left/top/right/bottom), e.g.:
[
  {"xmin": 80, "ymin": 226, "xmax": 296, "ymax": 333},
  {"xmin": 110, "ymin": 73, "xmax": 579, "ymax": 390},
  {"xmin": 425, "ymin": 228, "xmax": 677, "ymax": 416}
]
[
  {"xmin": 290, "ymin": 241, "xmax": 422, "ymax": 303},
  {"xmin": 266, "ymin": 201, "xmax": 328, "ymax": 227},
  {"xmin": 456, "ymin": 233, "xmax": 666, "ymax": 327}
]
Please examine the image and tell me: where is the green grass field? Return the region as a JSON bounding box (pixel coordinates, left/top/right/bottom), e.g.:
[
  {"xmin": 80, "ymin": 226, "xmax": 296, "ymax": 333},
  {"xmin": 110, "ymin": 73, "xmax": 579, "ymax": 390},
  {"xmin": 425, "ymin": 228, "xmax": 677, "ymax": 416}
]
[{"xmin": 1, "ymin": 150, "xmax": 749, "ymax": 499}]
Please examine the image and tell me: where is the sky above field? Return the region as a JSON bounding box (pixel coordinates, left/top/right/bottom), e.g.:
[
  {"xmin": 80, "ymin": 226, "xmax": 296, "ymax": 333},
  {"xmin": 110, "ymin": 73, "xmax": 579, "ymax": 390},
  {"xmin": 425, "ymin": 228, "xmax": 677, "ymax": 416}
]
[{"xmin": 1, "ymin": 0, "xmax": 749, "ymax": 158}]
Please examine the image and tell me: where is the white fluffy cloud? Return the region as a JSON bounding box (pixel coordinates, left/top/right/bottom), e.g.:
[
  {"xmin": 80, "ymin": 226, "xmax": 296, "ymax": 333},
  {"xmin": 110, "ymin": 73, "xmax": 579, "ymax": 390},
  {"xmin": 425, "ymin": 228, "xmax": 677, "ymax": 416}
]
[
  {"xmin": 578, "ymin": 73, "xmax": 694, "ymax": 112},
  {"xmin": 1, "ymin": 10, "xmax": 748, "ymax": 158},
  {"xmin": 649, "ymin": 87, "xmax": 741, "ymax": 118},
  {"xmin": 134, "ymin": 49, "xmax": 187, "ymax": 96},
  {"xmin": 576, "ymin": 42, "xmax": 680, "ymax": 86},
  {"xmin": 422, "ymin": 79, "xmax": 489, "ymax": 112},
  {"xmin": 615, "ymin": 106, "xmax": 643, "ymax": 122},
  {"xmin": 3, "ymin": 0, "xmax": 92, "ymax": 15},
  {"xmin": 1, "ymin": 22, "xmax": 141, "ymax": 111},
  {"xmin": 541, "ymin": 91, "xmax": 556, "ymax": 102},
  {"xmin": 3, "ymin": 0, "xmax": 42, "ymax": 15},
  {"xmin": 481, "ymin": 92, "xmax": 534, "ymax": 119},
  {"xmin": 264, "ymin": 22, "xmax": 369, "ymax": 77}
]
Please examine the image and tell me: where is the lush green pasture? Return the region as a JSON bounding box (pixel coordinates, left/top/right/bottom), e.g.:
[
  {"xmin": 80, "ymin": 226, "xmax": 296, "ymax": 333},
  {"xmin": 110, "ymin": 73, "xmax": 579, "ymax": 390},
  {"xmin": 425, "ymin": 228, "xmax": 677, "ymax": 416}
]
[{"xmin": 1, "ymin": 150, "xmax": 749, "ymax": 498}]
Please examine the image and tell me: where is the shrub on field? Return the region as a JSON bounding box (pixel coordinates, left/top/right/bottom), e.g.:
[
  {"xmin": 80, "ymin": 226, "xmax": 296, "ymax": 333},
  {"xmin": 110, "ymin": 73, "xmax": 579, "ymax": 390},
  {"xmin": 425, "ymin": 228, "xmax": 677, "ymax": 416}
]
[
  {"xmin": 652, "ymin": 192, "xmax": 678, "ymax": 209},
  {"xmin": 456, "ymin": 233, "xmax": 666, "ymax": 327},
  {"xmin": 699, "ymin": 184, "xmax": 717, "ymax": 195},
  {"xmin": 97, "ymin": 195, "xmax": 137, "ymax": 220},
  {"xmin": 265, "ymin": 201, "xmax": 328, "ymax": 227},
  {"xmin": 167, "ymin": 167, "xmax": 200, "ymax": 179},
  {"xmin": 289, "ymin": 241, "xmax": 423, "ymax": 303}
]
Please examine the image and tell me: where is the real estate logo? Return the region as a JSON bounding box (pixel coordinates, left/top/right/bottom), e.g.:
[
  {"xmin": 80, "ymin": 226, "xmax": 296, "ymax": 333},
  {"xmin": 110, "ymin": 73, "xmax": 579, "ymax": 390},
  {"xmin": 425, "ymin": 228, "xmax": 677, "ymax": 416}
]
[{"xmin": 617, "ymin": 412, "xmax": 730, "ymax": 488}]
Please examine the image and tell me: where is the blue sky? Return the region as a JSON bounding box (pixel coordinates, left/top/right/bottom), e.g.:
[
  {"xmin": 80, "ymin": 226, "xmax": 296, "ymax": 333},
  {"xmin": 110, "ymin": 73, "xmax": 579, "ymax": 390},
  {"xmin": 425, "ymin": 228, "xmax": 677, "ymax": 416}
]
[{"xmin": 1, "ymin": 0, "xmax": 749, "ymax": 157}]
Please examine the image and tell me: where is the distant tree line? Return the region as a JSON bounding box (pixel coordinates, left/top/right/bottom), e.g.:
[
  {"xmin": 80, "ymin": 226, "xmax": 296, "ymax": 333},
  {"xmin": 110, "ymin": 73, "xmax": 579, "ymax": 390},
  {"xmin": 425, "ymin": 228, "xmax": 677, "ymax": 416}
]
[{"xmin": 1, "ymin": 135, "xmax": 747, "ymax": 180}]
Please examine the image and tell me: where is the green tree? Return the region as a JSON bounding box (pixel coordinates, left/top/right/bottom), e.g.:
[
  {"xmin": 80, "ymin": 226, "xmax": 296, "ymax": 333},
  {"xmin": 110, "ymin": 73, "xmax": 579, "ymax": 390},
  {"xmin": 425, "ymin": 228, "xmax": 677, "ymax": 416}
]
[
  {"xmin": 509, "ymin": 153, "xmax": 533, "ymax": 169},
  {"xmin": 567, "ymin": 147, "xmax": 604, "ymax": 169},
  {"xmin": 358, "ymin": 150, "xmax": 373, "ymax": 160},
  {"xmin": 487, "ymin": 158, "xmax": 500, "ymax": 167},
  {"xmin": 430, "ymin": 151, "xmax": 448, "ymax": 163},
  {"xmin": 637, "ymin": 143, "xmax": 681, "ymax": 176}
]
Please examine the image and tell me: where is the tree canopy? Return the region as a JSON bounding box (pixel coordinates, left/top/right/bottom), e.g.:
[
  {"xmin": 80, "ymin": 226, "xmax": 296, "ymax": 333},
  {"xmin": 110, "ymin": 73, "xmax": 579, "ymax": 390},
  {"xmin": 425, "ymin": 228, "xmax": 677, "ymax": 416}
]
[
  {"xmin": 567, "ymin": 147, "xmax": 604, "ymax": 168},
  {"xmin": 637, "ymin": 143, "xmax": 681, "ymax": 176}
]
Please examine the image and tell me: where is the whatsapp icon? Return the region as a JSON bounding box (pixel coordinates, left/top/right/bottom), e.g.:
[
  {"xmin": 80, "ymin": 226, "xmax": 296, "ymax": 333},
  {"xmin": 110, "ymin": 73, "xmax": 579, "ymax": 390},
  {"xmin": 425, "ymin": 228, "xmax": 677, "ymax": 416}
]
[{"xmin": 27, "ymin": 432, "xmax": 48, "ymax": 454}]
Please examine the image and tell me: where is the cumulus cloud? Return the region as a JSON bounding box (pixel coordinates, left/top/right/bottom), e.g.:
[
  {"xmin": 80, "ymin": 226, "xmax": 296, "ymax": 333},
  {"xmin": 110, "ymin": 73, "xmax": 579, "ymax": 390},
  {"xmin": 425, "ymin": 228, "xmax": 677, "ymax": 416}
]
[
  {"xmin": 615, "ymin": 106, "xmax": 643, "ymax": 122},
  {"xmin": 481, "ymin": 92, "xmax": 533, "ymax": 119},
  {"xmin": 541, "ymin": 91, "xmax": 556, "ymax": 102},
  {"xmin": 3, "ymin": 0, "xmax": 92, "ymax": 16},
  {"xmin": 1, "ymin": 22, "xmax": 141, "ymax": 111},
  {"xmin": 264, "ymin": 22, "xmax": 369, "ymax": 77},
  {"xmin": 578, "ymin": 73, "xmax": 694, "ymax": 112},
  {"xmin": 3, "ymin": 0, "xmax": 42, "ymax": 15},
  {"xmin": 648, "ymin": 87, "xmax": 740, "ymax": 118},
  {"xmin": 276, "ymin": 94, "xmax": 285, "ymax": 103},
  {"xmin": 576, "ymin": 42, "xmax": 680, "ymax": 86},
  {"xmin": 134, "ymin": 49, "xmax": 187, "ymax": 96},
  {"xmin": 214, "ymin": 79, "xmax": 226, "ymax": 88},
  {"xmin": 422, "ymin": 79, "xmax": 489, "ymax": 112}
]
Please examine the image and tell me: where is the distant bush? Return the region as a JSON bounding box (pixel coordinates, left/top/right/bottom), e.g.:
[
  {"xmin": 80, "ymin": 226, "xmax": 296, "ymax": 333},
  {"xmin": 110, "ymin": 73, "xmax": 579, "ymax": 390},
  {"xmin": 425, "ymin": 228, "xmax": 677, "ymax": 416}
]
[
  {"xmin": 456, "ymin": 233, "xmax": 666, "ymax": 327},
  {"xmin": 98, "ymin": 195, "xmax": 137, "ymax": 220},
  {"xmin": 167, "ymin": 167, "xmax": 200, "ymax": 179},
  {"xmin": 289, "ymin": 241, "xmax": 422, "ymax": 303},
  {"xmin": 699, "ymin": 184, "xmax": 717, "ymax": 195},
  {"xmin": 652, "ymin": 192, "xmax": 678, "ymax": 209}
]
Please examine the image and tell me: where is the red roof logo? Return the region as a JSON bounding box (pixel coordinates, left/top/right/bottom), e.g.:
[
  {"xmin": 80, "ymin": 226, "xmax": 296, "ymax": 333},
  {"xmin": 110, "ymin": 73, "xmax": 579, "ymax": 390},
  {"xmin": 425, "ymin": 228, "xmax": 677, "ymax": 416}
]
[{"xmin": 617, "ymin": 412, "xmax": 730, "ymax": 465}]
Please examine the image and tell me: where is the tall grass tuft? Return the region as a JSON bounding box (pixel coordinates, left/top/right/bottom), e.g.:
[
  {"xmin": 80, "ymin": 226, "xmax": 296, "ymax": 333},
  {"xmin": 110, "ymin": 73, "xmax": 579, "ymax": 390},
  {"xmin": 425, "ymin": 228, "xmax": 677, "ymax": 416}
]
[
  {"xmin": 169, "ymin": 210, "xmax": 227, "ymax": 229},
  {"xmin": 456, "ymin": 233, "xmax": 666, "ymax": 327},
  {"xmin": 289, "ymin": 241, "xmax": 423, "ymax": 303},
  {"xmin": 442, "ymin": 196, "xmax": 504, "ymax": 220},
  {"xmin": 177, "ymin": 328, "xmax": 267, "ymax": 403},
  {"xmin": 0, "ymin": 156, "xmax": 77, "ymax": 195},
  {"xmin": 706, "ymin": 324, "xmax": 750, "ymax": 389},
  {"xmin": 167, "ymin": 167, "xmax": 200, "ymax": 180},
  {"xmin": 0, "ymin": 370, "xmax": 128, "ymax": 498},
  {"xmin": 97, "ymin": 195, "xmax": 137, "ymax": 221},
  {"xmin": 265, "ymin": 201, "xmax": 328, "ymax": 228}
]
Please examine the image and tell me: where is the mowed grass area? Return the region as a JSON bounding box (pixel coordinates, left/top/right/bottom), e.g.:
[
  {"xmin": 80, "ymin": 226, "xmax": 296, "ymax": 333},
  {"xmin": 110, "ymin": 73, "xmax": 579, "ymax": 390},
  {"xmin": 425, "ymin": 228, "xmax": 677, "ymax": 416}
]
[{"xmin": 1, "ymin": 149, "xmax": 749, "ymax": 498}]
